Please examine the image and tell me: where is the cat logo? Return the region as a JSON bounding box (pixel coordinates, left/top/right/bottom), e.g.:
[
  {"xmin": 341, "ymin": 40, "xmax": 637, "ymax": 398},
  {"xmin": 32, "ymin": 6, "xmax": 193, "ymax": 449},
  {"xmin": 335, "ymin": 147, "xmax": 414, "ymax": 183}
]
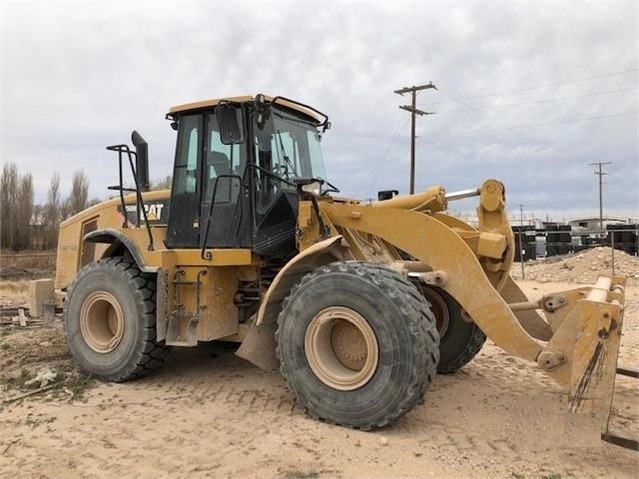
[
  {"xmin": 119, "ymin": 201, "xmax": 169, "ymax": 224},
  {"xmin": 144, "ymin": 203, "xmax": 164, "ymax": 221}
]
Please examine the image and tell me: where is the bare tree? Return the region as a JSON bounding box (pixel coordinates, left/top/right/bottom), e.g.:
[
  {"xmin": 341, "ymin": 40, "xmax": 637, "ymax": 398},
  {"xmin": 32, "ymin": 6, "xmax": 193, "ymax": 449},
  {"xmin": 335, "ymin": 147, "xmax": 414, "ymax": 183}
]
[
  {"xmin": 16, "ymin": 173, "xmax": 33, "ymax": 250},
  {"xmin": 66, "ymin": 170, "xmax": 89, "ymax": 217},
  {"xmin": 44, "ymin": 172, "xmax": 62, "ymax": 248},
  {"xmin": 151, "ymin": 175, "xmax": 172, "ymax": 190},
  {"xmin": 0, "ymin": 162, "xmax": 18, "ymax": 250},
  {"xmin": 0, "ymin": 163, "xmax": 34, "ymax": 251}
]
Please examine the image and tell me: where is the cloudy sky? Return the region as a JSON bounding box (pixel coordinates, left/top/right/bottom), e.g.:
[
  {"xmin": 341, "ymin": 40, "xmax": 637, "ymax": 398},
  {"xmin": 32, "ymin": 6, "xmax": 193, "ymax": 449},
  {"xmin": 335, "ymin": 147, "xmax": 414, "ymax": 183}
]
[{"xmin": 1, "ymin": 1, "xmax": 638, "ymax": 222}]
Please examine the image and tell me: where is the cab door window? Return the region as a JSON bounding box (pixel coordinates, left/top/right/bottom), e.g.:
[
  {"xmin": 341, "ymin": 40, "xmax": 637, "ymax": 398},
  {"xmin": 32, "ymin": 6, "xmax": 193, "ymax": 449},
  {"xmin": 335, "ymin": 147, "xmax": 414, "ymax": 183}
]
[
  {"xmin": 173, "ymin": 114, "xmax": 202, "ymax": 195},
  {"xmin": 205, "ymin": 111, "xmax": 244, "ymax": 204},
  {"xmin": 166, "ymin": 113, "xmax": 203, "ymax": 248}
]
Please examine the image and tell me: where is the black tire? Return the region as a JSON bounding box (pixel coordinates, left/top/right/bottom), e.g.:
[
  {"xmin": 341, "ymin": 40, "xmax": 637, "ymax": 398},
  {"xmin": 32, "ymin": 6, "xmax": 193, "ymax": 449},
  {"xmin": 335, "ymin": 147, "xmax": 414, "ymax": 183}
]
[
  {"xmin": 64, "ymin": 257, "xmax": 169, "ymax": 382},
  {"xmin": 276, "ymin": 261, "xmax": 439, "ymax": 430},
  {"xmin": 415, "ymin": 283, "xmax": 486, "ymax": 374}
]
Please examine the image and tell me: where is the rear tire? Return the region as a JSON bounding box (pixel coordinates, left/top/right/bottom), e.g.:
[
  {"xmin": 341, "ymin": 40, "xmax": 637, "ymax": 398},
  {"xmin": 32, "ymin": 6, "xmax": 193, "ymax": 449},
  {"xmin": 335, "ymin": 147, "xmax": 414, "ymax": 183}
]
[
  {"xmin": 64, "ymin": 257, "xmax": 169, "ymax": 381},
  {"xmin": 415, "ymin": 284, "xmax": 486, "ymax": 373},
  {"xmin": 276, "ymin": 261, "xmax": 439, "ymax": 430}
]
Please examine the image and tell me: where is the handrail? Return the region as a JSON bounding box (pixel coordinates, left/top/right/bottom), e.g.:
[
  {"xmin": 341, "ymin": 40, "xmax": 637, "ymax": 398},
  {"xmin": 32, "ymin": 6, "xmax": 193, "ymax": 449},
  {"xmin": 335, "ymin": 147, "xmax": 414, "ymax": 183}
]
[
  {"xmin": 105, "ymin": 144, "xmax": 154, "ymax": 251},
  {"xmin": 200, "ymin": 174, "xmax": 244, "ymax": 260}
]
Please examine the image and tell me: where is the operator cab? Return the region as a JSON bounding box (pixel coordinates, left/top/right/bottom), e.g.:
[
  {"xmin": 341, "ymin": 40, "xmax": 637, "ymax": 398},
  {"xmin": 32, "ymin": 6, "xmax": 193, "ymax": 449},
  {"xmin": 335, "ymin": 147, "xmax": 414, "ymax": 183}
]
[{"xmin": 165, "ymin": 95, "xmax": 331, "ymax": 257}]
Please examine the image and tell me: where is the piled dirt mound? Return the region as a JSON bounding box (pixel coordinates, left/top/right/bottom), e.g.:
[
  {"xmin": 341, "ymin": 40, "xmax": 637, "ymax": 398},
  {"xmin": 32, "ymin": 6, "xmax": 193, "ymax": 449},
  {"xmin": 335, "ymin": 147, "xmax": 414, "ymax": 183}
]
[{"xmin": 512, "ymin": 246, "xmax": 639, "ymax": 285}]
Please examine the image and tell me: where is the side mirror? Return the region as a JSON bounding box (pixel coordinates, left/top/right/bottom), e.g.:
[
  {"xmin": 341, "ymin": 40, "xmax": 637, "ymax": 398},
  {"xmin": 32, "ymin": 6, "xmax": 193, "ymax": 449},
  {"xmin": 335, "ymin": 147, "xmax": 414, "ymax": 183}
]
[
  {"xmin": 217, "ymin": 104, "xmax": 244, "ymax": 145},
  {"xmin": 165, "ymin": 114, "xmax": 178, "ymax": 131}
]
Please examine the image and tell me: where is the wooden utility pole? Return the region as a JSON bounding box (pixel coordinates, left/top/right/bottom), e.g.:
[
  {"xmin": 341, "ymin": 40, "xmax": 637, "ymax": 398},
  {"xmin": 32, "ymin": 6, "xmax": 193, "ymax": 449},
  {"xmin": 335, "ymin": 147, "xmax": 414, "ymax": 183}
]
[
  {"xmin": 589, "ymin": 161, "xmax": 611, "ymax": 233},
  {"xmin": 394, "ymin": 83, "xmax": 437, "ymax": 194}
]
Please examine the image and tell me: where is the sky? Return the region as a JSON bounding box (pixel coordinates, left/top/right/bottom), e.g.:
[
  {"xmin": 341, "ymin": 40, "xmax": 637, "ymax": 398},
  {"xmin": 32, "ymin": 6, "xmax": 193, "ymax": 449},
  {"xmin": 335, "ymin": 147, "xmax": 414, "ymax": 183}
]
[{"xmin": 1, "ymin": 1, "xmax": 638, "ymax": 223}]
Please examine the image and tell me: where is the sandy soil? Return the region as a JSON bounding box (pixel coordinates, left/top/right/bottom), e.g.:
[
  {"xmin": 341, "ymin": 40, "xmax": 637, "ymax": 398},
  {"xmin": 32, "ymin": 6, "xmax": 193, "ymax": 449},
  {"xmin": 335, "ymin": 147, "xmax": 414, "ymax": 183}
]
[{"xmin": 0, "ymin": 280, "xmax": 637, "ymax": 479}]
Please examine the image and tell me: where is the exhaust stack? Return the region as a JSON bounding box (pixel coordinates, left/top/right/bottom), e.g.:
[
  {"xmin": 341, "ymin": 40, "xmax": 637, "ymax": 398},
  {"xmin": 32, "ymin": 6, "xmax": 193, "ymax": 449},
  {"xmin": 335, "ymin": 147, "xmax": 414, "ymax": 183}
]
[{"xmin": 131, "ymin": 130, "xmax": 149, "ymax": 192}]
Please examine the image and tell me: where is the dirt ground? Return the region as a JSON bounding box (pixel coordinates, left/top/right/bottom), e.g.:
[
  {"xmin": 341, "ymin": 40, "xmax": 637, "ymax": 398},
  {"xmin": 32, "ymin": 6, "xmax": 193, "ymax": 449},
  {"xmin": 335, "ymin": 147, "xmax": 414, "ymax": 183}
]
[{"xmin": 0, "ymin": 277, "xmax": 637, "ymax": 478}]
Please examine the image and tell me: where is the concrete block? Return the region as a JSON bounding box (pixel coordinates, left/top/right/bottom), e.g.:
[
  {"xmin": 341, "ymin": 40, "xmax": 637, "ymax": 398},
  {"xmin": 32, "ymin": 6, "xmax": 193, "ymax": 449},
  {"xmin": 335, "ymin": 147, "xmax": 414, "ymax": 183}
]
[{"xmin": 28, "ymin": 279, "xmax": 54, "ymax": 318}]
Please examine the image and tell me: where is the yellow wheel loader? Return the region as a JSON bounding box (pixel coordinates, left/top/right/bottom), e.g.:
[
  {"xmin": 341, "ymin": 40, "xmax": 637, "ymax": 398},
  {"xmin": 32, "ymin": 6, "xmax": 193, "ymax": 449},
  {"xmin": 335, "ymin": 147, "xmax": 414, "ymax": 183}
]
[{"xmin": 49, "ymin": 94, "xmax": 633, "ymax": 446}]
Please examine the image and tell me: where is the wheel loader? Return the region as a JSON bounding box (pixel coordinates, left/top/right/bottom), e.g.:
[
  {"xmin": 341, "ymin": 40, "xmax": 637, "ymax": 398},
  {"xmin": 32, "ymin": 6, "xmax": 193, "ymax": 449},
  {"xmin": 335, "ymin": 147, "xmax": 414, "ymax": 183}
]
[{"xmin": 45, "ymin": 94, "xmax": 633, "ymax": 447}]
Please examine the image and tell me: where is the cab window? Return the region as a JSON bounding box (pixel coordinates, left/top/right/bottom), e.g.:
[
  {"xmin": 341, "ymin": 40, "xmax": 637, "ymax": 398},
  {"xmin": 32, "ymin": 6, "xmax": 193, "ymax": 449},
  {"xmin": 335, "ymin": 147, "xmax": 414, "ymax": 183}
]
[
  {"xmin": 205, "ymin": 111, "xmax": 244, "ymax": 203},
  {"xmin": 173, "ymin": 114, "xmax": 202, "ymax": 195}
]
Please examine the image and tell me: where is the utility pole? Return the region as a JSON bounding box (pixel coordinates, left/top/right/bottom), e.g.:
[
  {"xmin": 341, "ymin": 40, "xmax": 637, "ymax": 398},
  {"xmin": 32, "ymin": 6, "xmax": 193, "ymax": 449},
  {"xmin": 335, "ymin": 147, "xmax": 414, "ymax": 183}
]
[
  {"xmin": 394, "ymin": 82, "xmax": 437, "ymax": 194},
  {"xmin": 589, "ymin": 161, "xmax": 611, "ymax": 234}
]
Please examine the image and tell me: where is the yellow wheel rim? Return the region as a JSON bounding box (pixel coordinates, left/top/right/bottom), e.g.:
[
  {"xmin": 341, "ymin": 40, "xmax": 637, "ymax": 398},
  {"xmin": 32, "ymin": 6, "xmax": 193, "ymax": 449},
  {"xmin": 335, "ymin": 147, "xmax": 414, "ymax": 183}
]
[
  {"xmin": 80, "ymin": 291, "xmax": 124, "ymax": 353},
  {"xmin": 305, "ymin": 306, "xmax": 378, "ymax": 391}
]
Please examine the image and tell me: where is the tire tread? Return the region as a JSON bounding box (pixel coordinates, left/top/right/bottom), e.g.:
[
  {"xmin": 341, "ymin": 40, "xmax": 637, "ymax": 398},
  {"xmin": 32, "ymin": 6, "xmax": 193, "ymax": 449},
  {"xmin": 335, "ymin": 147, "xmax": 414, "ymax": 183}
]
[
  {"xmin": 64, "ymin": 257, "xmax": 169, "ymax": 382},
  {"xmin": 276, "ymin": 261, "xmax": 439, "ymax": 430}
]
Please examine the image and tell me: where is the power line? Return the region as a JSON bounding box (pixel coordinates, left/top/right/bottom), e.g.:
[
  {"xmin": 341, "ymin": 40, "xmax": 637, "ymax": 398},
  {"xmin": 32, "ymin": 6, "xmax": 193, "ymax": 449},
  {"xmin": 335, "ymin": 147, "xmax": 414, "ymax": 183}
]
[
  {"xmin": 425, "ymin": 110, "xmax": 638, "ymax": 138},
  {"xmin": 436, "ymin": 89, "xmax": 545, "ymax": 147},
  {"xmin": 430, "ymin": 69, "xmax": 639, "ymax": 104},
  {"xmin": 436, "ymin": 111, "xmax": 518, "ymax": 147},
  {"xmin": 438, "ymin": 86, "xmax": 639, "ymax": 114},
  {"xmin": 364, "ymin": 114, "xmax": 409, "ymax": 197}
]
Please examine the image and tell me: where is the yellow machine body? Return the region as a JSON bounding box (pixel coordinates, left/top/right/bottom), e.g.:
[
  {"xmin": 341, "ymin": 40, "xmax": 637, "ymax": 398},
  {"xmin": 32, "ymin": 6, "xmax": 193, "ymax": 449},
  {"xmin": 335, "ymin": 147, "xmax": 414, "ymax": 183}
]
[{"xmin": 51, "ymin": 94, "xmax": 628, "ymax": 445}]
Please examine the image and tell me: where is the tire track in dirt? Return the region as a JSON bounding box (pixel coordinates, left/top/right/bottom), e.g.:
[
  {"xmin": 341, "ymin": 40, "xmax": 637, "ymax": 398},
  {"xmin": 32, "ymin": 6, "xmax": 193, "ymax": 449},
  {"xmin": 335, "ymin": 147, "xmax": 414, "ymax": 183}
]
[
  {"xmin": 119, "ymin": 347, "xmax": 305, "ymax": 420},
  {"xmin": 2, "ymin": 281, "xmax": 638, "ymax": 479}
]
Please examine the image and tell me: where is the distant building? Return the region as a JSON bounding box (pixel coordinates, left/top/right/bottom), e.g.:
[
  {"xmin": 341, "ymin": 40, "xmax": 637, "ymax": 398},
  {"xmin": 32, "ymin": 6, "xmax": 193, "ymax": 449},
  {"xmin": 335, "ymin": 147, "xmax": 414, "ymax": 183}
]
[
  {"xmin": 28, "ymin": 211, "xmax": 47, "ymax": 250},
  {"xmin": 566, "ymin": 217, "xmax": 638, "ymax": 235}
]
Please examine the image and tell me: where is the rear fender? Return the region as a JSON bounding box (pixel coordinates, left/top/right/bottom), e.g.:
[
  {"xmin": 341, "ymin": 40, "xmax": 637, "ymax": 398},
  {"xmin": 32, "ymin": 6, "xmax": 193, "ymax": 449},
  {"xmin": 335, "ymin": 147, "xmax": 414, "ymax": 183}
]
[{"xmin": 85, "ymin": 228, "xmax": 158, "ymax": 274}]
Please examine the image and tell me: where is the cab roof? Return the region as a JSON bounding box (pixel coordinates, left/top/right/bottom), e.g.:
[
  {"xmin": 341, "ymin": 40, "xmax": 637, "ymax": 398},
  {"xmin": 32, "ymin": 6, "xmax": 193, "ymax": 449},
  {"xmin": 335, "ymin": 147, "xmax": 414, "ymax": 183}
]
[{"xmin": 168, "ymin": 94, "xmax": 323, "ymax": 124}]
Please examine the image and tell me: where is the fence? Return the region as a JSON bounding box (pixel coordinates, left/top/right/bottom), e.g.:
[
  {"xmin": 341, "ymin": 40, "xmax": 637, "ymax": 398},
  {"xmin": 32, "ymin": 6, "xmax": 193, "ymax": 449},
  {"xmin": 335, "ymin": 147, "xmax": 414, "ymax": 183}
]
[{"xmin": 513, "ymin": 225, "xmax": 638, "ymax": 279}]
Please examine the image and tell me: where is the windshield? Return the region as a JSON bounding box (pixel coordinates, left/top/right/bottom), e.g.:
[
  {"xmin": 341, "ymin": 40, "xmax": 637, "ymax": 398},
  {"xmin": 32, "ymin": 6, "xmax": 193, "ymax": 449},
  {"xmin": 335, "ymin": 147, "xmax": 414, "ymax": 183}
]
[{"xmin": 254, "ymin": 107, "xmax": 327, "ymax": 186}]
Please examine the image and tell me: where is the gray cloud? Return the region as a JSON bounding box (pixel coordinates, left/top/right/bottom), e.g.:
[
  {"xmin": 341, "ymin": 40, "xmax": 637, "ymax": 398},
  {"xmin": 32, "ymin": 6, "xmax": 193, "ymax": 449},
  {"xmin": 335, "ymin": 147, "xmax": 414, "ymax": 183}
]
[{"xmin": 1, "ymin": 1, "xmax": 637, "ymax": 221}]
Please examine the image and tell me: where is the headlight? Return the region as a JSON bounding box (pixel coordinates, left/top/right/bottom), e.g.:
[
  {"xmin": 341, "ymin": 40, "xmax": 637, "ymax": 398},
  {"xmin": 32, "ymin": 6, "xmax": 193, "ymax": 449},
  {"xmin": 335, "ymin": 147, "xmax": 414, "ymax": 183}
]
[{"xmin": 300, "ymin": 181, "xmax": 322, "ymax": 197}]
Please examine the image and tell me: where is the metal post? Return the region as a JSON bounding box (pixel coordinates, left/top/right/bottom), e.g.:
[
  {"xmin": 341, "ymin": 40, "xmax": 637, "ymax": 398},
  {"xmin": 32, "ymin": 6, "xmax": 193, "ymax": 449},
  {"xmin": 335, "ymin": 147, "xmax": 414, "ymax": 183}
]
[
  {"xmin": 519, "ymin": 204, "xmax": 525, "ymax": 279},
  {"xmin": 394, "ymin": 83, "xmax": 437, "ymax": 194},
  {"xmin": 611, "ymin": 229, "xmax": 615, "ymax": 276}
]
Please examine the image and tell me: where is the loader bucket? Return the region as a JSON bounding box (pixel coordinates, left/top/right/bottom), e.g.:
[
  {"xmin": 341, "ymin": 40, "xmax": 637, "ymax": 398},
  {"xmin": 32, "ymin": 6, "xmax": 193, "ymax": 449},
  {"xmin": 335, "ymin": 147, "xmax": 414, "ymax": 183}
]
[{"xmin": 540, "ymin": 276, "xmax": 636, "ymax": 450}]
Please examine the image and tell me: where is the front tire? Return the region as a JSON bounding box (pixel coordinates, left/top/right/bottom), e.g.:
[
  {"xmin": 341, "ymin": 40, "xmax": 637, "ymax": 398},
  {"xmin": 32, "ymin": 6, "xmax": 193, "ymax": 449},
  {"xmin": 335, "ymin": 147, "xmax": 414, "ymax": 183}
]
[
  {"xmin": 276, "ymin": 262, "xmax": 439, "ymax": 430},
  {"xmin": 415, "ymin": 284, "xmax": 486, "ymax": 374},
  {"xmin": 64, "ymin": 257, "xmax": 169, "ymax": 381}
]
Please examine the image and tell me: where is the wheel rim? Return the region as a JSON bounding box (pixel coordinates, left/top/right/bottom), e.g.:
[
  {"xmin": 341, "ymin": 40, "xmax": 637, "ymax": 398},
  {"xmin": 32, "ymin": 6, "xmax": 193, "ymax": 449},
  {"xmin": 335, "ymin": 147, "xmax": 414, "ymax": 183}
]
[
  {"xmin": 304, "ymin": 306, "xmax": 378, "ymax": 391},
  {"xmin": 417, "ymin": 286, "xmax": 450, "ymax": 338},
  {"xmin": 80, "ymin": 291, "xmax": 124, "ymax": 353}
]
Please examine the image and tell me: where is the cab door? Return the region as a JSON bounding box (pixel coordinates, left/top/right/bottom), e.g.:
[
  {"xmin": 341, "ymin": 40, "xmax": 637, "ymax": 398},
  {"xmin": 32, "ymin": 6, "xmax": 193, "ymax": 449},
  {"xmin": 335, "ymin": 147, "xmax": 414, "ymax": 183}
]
[
  {"xmin": 199, "ymin": 109, "xmax": 250, "ymax": 249},
  {"xmin": 251, "ymin": 118, "xmax": 299, "ymax": 257},
  {"xmin": 166, "ymin": 114, "xmax": 202, "ymax": 248}
]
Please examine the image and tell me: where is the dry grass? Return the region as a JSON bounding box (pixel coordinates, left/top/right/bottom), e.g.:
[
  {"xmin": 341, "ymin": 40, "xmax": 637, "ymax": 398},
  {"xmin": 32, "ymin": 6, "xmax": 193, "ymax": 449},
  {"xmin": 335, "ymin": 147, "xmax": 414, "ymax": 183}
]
[
  {"xmin": 0, "ymin": 280, "xmax": 29, "ymax": 308},
  {"xmin": 0, "ymin": 280, "xmax": 29, "ymax": 296},
  {"xmin": 0, "ymin": 250, "xmax": 55, "ymax": 281}
]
